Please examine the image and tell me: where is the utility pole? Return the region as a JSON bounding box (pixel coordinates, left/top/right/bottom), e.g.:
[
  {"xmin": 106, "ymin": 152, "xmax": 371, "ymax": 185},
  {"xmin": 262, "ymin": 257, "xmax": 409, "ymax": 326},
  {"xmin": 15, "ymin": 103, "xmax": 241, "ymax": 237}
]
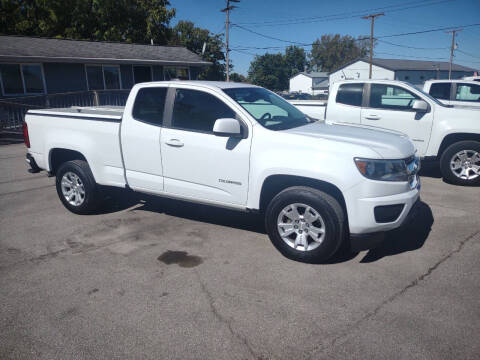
[
  {"xmin": 221, "ymin": 0, "xmax": 240, "ymax": 82},
  {"xmin": 446, "ymin": 29, "xmax": 461, "ymax": 79},
  {"xmin": 362, "ymin": 13, "xmax": 384, "ymax": 79}
]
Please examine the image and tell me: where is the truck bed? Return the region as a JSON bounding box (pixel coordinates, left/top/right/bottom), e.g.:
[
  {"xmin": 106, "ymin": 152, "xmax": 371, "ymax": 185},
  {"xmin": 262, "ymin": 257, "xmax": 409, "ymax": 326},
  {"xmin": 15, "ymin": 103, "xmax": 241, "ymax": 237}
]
[
  {"xmin": 287, "ymin": 100, "xmax": 326, "ymax": 120},
  {"xmin": 28, "ymin": 106, "xmax": 124, "ymax": 121},
  {"xmin": 26, "ymin": 106, "xmax": 126, "ymax": 187}
]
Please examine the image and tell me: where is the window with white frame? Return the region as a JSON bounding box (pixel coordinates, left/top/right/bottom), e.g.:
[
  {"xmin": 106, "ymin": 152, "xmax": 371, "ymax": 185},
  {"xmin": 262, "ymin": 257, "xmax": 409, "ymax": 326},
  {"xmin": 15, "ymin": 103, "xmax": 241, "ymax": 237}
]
[
  {"xmin": 164, "ymin": 66, "xmax": 189, "ymax": 80},
  {"xmin": 0, "ymin": 64, "xmax": 45, "ymax": 96},
  {"xmin": 85, "ymin": 65, "xmax": 122, "ymax": 90}
]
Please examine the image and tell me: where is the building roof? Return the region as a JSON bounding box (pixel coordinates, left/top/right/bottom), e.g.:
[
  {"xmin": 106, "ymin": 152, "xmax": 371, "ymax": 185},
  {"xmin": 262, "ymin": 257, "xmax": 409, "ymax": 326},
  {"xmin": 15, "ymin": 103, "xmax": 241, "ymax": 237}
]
[
  {"xmin": 0, "ymin": 35, "xmax": 211, "ymax": 66},
  {"xmin": 293, "ymin": 71, "xmax": 329, "ymax": 79},
  {"xmin": 332, "ymin": 58, "xmax": 476, "ymax": 73},
  {"xmin": 371, "ymin": 58, "xmax": 476, "ymax": 72}
]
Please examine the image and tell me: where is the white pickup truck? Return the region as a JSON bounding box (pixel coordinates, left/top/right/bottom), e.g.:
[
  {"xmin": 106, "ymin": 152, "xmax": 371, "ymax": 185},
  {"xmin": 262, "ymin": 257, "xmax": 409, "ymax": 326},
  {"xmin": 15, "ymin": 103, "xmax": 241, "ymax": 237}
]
[
  {"xmin": 423, "ymin": 79, "xmax": 480, "ymax": 108},
  {"xmin": 24, "ymin": 81, "xmax": 420, "ymax": 263},
  {"xmin": 311, "ymin": 80, "xmax": 479, "ymax": 186}
]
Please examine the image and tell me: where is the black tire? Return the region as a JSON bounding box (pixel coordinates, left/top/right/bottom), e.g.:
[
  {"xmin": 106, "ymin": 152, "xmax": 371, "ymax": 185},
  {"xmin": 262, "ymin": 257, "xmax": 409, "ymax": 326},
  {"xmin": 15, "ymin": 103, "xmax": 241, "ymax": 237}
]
[
  {"xmin": 55, "ymin": 160, "xmax": 102, "ymax": 214},
  {"xmin": 265, "ymin": 186, "xmax": 346, "ymax": 263},
  {"xmin": 440, "ymin": 141, "xmax": 480, "ymax": 186}
]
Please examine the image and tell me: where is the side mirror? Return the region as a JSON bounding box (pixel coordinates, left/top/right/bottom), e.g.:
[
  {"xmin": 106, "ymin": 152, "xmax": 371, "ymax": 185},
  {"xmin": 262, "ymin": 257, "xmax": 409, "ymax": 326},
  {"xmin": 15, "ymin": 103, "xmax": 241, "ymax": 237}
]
[
  {"xmin": 412, "ymin": 99, "xmax": 429, "ymax": 112},
  {"xmin": 213, "ymin": 118, "xmax": 241, "ymax": 137}
]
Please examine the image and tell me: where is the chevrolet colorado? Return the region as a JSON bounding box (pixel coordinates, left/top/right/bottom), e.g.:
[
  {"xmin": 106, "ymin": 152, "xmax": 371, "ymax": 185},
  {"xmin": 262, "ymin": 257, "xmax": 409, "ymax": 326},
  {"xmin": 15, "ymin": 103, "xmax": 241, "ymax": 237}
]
[
  {"xmin": 24, "ymin": 81, "xmax": 420, "ymax": 262},
  {"xmin": 325, "ymin": 80, "xmax": 480, "ymax": 186},
  {"xmin": 423, "ymin": 79, "xmax": 480, "ymax": 108}
]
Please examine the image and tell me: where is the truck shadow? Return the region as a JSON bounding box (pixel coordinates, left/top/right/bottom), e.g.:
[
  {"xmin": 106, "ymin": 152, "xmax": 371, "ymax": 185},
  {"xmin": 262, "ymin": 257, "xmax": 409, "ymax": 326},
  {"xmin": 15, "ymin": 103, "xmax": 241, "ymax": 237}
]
[
  {"xmin": 359, "ymin": 201, "xmax": 434, "ymax": 263},
  {"xmin": 100, "ymin": 189, "xmax": 434, "ymax": 264},
  {"xmin": 419, "ymin": 162, "xmax": 442, "ymax": 179},
  {"xmin": 101, "ymin": 189, "xmax": 266, "ymax": 233}
]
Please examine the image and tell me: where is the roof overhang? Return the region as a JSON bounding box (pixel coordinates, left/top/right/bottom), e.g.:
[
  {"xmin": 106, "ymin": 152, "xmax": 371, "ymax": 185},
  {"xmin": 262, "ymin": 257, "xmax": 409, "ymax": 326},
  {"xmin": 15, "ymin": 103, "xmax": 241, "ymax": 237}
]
[{"xmin": 0, "ymin": 55, "xmax": 212, "ymax": 66}]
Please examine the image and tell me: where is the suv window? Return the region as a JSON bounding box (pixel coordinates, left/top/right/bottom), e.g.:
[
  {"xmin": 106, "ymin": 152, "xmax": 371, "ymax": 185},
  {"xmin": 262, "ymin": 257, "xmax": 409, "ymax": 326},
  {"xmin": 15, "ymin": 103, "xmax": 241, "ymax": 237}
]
[
  {"xmin": 455, "ymin": 83, "xmax": 480, "ymax": 102},
  {"xmin": 132, "ymin": 87, "xmax": 167, "ymax": 125},
  {"xmin": 429, "ymin": 83, "xmax": 451, "ymax": 100},
  {"xmin": 172, "ymin": 88, "xmax": 236, "ymax": 132},
  {"xmin": 370, "ymin": 84, "xmax": 419, "ymax": 110},
  {"xmin": 336, "ymin": 83, "xmax": 363, "ymax": 106}
]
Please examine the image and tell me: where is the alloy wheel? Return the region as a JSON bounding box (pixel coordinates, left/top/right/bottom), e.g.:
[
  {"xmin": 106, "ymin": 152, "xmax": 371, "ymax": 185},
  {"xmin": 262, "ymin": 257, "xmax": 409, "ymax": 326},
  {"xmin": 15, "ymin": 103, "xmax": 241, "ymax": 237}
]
[{"xmin": 277, "ymin": 203, "xmax": 326, "ymax": 252}]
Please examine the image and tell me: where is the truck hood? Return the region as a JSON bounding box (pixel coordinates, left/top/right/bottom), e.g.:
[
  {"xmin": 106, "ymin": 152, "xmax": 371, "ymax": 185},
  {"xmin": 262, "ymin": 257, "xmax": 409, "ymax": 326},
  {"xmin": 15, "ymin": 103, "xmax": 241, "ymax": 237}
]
[{"xmin": 284, "ymin": 122, "xmax": 415, "ymax": 159}]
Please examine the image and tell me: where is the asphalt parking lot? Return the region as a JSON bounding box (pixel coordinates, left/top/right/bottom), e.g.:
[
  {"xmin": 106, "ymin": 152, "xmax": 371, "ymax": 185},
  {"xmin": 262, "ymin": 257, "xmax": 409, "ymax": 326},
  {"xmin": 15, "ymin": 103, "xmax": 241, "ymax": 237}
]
[{"xmin": 1, "ymin": 142, "xmax": 479, "ymax": 360}]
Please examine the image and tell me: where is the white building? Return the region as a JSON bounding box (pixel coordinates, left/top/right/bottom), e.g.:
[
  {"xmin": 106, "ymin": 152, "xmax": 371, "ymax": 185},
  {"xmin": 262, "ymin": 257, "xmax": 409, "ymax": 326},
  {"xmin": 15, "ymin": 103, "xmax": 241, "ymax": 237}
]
[
  {"xmin": 329, "ymin": 58, "xmax": 476, "ymax": 86},
  {"xmin": 289, "ymin": 72, "xmax": 329, "ymax": 94}
]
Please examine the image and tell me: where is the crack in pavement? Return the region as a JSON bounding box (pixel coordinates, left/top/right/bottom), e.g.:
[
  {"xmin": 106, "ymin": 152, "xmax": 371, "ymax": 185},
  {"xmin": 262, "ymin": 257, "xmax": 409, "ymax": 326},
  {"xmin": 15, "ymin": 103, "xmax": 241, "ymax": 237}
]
[
  {"xmin": 428, "ymin": 202, "xmax": 480, "ymax": 215},
  {"xmin": 195, "ymin": 271, "xmax": 258, "ymax": 360},
  {"xmin": 308, "ymin": 230, "xmax": 480, "ymax": 359}
]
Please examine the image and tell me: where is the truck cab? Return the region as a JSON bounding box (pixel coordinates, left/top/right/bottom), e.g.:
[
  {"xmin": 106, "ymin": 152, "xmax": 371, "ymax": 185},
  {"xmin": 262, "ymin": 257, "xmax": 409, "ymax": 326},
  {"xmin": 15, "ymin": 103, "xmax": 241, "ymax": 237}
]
[
  {"xmin": 325, "ymin": 80, "xmax": 480, "ymax": 186},
  {"xmin": 424, "ymin": 80, "xmax": 480, "ymax": 108}
]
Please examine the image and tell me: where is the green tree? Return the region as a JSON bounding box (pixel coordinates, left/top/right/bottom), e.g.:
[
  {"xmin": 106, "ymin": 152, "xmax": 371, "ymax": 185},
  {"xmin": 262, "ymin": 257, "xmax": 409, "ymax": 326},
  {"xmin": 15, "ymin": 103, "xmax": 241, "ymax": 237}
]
[
  {"xmin": 169, "ymin": 20, "xmax": 226, "ymax": 80},
  {"xmin": 0, "ymin": 0, "xmax": 176, "ymax": 45},
  {"xmin": 309, "ymin": 34, "xmax": 368, "ymax": 72},
  {"xmin": 247, "ymin": 53, "xmax": 288, "ymax": 91},
  {"xmin": 284, "ymin": 45, "xmax": 307, "ymax": 76},
  {"xmin": 229, "ymin": 72, "xmax": 247, "ymax": 83}
]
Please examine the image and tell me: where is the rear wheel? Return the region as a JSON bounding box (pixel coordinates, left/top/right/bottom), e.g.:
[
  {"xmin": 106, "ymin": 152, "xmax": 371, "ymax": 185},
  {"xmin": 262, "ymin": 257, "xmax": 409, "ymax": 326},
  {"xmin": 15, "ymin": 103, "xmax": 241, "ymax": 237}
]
[
  {"xmin": 265, "ymin": 186, "xmax": 346, "ymax": 263},
  {"xmin": 440, "ymin": 141, "xmax": 480, "ymax": 186},
  {"xmin": 55, "ymin": 160, "xmax": 102, "ymax": 214}
]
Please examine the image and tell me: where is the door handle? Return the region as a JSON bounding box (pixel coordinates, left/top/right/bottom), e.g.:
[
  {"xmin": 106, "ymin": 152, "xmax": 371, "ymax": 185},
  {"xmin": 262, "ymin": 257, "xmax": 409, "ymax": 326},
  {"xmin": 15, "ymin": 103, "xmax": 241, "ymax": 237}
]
[
  {"xmin": 365, "ymin": 115, "xmax": 381, "ymax": 120},
  {"xmin": 165, "ymin": 139, "xmax": 184, "ymax": 147}
]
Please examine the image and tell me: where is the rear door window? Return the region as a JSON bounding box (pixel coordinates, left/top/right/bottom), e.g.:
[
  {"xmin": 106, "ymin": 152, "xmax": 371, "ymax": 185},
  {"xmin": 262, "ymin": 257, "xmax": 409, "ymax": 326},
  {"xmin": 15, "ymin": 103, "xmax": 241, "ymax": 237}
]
[
  {"xmin": 171, "ymin": 88, "xmax": 236, "ymax": 133},
  {"xmin": 429, "ymin": 83, "xmax": 451, "ymax": 100},
  {"xmin": 132, "ymin": 87, "xmax": 168, "ymax": 126},
  {"xmin": 455, "ymin": 83, "xmax": 480, "ymax": 102},
  {"xmin": 336, "ymin": 83, "xmax": 364, "ymax": 106}
]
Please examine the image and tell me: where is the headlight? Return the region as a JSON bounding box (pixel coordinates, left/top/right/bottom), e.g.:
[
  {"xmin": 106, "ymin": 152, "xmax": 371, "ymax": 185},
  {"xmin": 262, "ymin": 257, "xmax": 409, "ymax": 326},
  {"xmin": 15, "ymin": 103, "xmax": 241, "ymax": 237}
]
[{"xmin": 354, "ymin": 158, "xmax": 409, "ymax": 181}]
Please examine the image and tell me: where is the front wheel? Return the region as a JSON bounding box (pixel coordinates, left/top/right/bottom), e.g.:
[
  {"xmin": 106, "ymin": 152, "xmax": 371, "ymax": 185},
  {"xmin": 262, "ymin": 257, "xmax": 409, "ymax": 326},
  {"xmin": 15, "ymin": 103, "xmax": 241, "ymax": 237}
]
[
  {"xmin": 55, "ymin": 160, "xmax": 102, "ymax": 214},
  {"xmin": 440, "ymin": 141, "xmax": 480, "ymax": 186},
  {"xmin": 265, "ymin": 186, "xmax": 346, "ymax": 263}
]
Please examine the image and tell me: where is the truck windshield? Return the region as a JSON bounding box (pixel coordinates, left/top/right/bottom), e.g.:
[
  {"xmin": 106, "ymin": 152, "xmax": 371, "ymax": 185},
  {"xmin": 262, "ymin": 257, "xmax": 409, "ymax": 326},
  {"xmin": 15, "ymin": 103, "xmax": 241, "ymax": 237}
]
[
  {"xmin": 405, "ymin": 81, "xmax": 447, "ymax": 107},
  {"xmin": 223, "ymin": 87, "xmax": 313, "ymax": 130}
]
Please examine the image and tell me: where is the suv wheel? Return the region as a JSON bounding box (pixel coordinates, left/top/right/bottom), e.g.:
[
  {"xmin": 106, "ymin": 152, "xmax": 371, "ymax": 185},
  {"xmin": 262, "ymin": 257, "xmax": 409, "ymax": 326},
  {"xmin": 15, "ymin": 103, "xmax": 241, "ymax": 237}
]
[
  {"xmin": 265, "ymin": 186, "xmax": 346, "ymax": 263},
  {"xmin": 55, "ymin": 160, "xmax": 102, "ymax": 214},
  {"xmin": 440, "ymin": 141, "xmax": 480, "ymax": 186}
]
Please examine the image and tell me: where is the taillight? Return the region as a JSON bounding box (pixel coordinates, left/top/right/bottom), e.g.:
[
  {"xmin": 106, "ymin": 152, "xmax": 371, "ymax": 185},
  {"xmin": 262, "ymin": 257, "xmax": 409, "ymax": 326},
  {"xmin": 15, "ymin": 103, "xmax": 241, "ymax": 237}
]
[{"xmin": 23, "ymin": 121, "xmax": 30, "ymax": 148}]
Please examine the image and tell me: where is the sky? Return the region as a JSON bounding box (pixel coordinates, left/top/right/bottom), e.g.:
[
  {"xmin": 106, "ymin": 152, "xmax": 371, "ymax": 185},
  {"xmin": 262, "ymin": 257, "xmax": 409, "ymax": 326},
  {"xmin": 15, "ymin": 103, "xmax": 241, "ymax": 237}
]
[{"xmin": 172, "ymin": 0, "xmax": 480, "ymax": 75}]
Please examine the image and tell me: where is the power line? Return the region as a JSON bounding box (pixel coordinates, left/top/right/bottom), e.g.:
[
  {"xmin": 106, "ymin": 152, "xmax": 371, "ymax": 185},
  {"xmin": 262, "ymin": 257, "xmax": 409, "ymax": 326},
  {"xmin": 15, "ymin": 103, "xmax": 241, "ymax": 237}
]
[
  {"xmin": 377, "ymin": 39, "xmax": 449, "ymax": 50},
  {"xmin": 378, "ymin": 23, "xmax": 480, "ymax": 38},
  {"xmin": 375, "ymin": 51, "xmax": 449, "ymax": 60},
  {"xmin": 456, "ymin": 49, "xmax": 480, "ymax": 59},
  {"xmin": 232, "ymin": 22, "xmax": 480, "ymax": 47},
  {"xmin": 232, "ymin": 24, "xmax": 310, "ymax": 45},
  {"xmin": 231, "ymin": 48, "xmax": 258, "ymax": 56},
  {"xmin": 234, "ymin": 0, "xmax": 452, "ymax": 27}
]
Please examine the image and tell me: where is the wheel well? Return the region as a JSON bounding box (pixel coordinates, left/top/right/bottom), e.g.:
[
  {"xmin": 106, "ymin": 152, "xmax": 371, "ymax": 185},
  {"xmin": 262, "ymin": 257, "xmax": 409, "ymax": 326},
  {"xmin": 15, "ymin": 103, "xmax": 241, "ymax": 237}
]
[
  {"xmin": 438, "ymin": 133, "xmax": 480, "ymax": 157},
  {"xmin": 259, "ymin": 175, "xmax": 346, "ymax": 212},
  {"xmin": 49, "ymin": 148, "xmax": 87, "ymax": 174}
]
